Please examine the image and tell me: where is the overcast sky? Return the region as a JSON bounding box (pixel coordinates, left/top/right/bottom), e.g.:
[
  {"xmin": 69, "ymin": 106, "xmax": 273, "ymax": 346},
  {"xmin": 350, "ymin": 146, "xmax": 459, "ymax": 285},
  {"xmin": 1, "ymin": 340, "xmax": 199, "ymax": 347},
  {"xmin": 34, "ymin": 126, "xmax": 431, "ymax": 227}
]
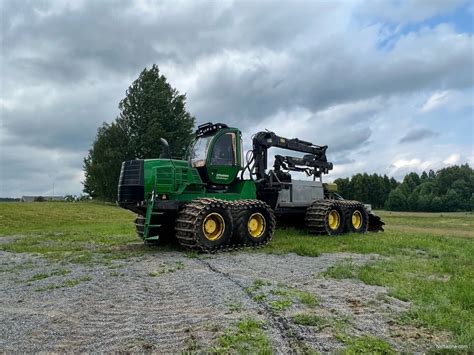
[{"xmin": 1, "ymin": 0, "xmax": 473, "ymax": 197}]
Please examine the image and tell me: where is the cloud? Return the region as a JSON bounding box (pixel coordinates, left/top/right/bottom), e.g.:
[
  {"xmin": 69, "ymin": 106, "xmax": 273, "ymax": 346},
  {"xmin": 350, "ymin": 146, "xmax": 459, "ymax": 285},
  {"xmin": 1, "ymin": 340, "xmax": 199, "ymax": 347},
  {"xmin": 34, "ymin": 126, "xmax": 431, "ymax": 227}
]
[
  {"xmin": 443, "ymin": 153, "xmax": 461, "ymax": 165},
  {"xmin": 0, "ymin": 0, "xmax": 473, "ymax": 196},
  {"xmin": 419, "ymin": 89, "xmax": 473, "ymax": 113},
  {"xmin": 419, "ymin": 91, "xmax": 452, "ymax": 112},
  {"xmin": 399, "ymin": 128, "xmax": 439, "ymax": 143}
]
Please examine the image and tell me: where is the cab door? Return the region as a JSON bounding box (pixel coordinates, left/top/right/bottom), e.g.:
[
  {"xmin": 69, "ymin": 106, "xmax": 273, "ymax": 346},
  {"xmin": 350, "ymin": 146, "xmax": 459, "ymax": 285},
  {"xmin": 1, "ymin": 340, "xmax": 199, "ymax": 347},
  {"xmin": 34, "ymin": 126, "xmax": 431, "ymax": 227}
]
[{"xmin": 206, "ymin": 130, "xmax": 241, "ymax": 185}]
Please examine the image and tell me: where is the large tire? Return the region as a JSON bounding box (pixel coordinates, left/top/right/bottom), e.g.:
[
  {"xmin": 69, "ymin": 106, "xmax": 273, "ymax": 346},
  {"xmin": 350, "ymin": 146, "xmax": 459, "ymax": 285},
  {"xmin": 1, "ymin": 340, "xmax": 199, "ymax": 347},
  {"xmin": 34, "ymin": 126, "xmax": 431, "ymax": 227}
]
[
  {"xmin": 233, "ymin": 200, "xmax": 275, "ymax": 246},
  {"xmin": 343, "ymin": 202, "xmax": 369, "ymax": 233},
  {"xmin": 305, "ymin": 200, "xmax": 345, "ymax": 235},
  {"xmin": 175, "ymin": 199, "xmax": 233, "ymax": 252}
]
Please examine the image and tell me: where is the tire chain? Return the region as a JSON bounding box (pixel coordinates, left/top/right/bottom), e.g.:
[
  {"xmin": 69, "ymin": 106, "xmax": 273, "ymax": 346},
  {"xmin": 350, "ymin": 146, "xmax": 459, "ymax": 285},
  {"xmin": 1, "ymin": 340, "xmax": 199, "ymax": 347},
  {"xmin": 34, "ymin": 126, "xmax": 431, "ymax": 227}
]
[
  {"xmin": 305, "ymin": 199, "xmax": 369, "ymax": 234},
  {"xmin": 305, "ymin": 200, "xmax": 338, "ymax": 234},
  {"xmin": 175, "ymin": 198, "xmax": 276, "ymax": 253},
  {"xmin": 232, "ymin": 199, "xmax": 277, "ymax": 245},
  {"xmin": 338, "ymin": 200, "xmax": 369, "ymax": 232},
  {"xmin": 336, "ymin": 199, "xmax": 384, "ymax": 232}
]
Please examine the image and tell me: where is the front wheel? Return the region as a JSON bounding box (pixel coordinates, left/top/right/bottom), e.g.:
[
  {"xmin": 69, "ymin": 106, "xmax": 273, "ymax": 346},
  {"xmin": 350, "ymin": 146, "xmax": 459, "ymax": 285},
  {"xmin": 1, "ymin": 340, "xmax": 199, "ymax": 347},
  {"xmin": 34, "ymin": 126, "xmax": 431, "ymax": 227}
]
[{"xmin": 175, "ymin": 199, "xmax": 233, "ymax": 251}]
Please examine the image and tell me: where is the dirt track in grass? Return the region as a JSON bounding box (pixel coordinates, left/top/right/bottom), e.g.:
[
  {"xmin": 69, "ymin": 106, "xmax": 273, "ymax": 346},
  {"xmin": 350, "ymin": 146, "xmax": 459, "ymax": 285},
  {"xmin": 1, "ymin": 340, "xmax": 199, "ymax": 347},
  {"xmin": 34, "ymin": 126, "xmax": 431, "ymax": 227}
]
[{"xmin": 0, "ymin": 249, "xmax": 448, "ymax": 353}]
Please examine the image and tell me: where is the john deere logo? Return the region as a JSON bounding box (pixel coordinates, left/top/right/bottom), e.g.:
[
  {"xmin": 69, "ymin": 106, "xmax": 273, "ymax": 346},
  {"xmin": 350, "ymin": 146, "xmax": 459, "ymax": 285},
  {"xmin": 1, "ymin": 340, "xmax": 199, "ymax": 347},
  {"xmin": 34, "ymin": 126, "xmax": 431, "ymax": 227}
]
[{"xmin": 216, "ymin": 173, "xmax": 229, "ymax": 180}]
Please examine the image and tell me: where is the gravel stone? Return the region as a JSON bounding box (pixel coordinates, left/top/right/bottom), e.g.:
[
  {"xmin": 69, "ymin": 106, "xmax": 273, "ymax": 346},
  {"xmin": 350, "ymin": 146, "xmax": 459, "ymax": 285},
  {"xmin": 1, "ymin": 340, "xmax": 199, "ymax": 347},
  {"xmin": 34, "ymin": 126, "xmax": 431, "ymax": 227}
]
[{"xmin": 0, "ymin": 250, "xmax": 446, "ymax": 352}]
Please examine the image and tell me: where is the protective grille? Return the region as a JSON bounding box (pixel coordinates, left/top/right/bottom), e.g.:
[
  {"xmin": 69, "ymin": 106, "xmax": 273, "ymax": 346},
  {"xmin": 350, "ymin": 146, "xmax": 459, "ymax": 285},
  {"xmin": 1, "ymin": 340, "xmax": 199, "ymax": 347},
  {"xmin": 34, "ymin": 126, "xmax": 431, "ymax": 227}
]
[{"xmin": 117, "ymin": 160, "xmax": 144, "ymax": 203}]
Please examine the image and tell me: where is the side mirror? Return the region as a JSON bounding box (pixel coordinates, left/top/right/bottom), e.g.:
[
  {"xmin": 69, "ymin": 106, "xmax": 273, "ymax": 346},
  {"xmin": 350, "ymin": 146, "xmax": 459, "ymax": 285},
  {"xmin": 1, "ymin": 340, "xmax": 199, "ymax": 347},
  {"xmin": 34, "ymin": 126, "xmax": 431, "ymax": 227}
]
[{"xmin": 159, "ymin": 138, "xmax": 171, "ymax": 158}]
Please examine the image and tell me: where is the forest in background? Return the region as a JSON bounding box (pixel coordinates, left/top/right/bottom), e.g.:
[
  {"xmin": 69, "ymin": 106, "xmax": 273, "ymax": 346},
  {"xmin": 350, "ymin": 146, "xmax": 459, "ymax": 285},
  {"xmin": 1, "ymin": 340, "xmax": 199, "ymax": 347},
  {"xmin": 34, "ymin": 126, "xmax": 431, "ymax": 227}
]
[{"xmin": 334, "ymin": 164, "xmax": 473, "ymax": 212}]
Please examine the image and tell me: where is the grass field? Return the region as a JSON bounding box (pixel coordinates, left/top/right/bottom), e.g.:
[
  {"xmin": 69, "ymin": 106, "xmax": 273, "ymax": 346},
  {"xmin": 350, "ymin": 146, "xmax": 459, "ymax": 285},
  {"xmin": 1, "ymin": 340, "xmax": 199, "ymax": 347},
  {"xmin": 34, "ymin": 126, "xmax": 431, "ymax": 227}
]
[{"xmin": 0, "ymin": 202, "xmax": 473, "ymax": 348}]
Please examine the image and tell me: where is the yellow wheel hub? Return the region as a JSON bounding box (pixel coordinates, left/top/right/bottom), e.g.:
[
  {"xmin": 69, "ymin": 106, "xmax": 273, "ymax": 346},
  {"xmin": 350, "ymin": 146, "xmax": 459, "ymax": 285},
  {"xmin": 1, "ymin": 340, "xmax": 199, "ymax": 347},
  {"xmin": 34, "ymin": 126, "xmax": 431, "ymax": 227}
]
[
  {"xmin": 328, "ymin": 210, "xmax": 340, "ymax": 230},
  {"xmin": 352, "ymin": 210, "xmax": 362, "ymax": 229},
  {"xmin": 202, "ymin": 213, "xmax": 225, "ymax": 241},
  {"xmin": 247, "ymin": 213, "xmax": 266, "ymax": 238}
]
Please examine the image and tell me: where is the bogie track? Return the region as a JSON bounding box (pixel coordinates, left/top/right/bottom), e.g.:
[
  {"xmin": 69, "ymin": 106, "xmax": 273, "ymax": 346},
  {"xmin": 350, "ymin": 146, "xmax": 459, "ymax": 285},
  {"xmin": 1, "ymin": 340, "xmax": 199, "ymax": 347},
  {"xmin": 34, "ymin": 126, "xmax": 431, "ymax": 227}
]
[
  {"xmin": 137, "ymin": 196, "xmax": 381, "ymax": 250},
  {"xmin": 174, "ymin": 198, "xmax": 275, "ymax": 252},
  {"xmin": 305, "ymin": 199, "xmax": 381, "ymax": 235}
]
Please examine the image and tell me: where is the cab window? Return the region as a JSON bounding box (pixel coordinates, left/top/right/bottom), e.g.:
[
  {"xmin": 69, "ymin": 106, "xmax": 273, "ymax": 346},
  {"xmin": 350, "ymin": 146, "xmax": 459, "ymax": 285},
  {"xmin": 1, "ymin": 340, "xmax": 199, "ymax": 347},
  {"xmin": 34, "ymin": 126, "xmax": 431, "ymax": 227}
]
[
  {"xmin": 211, "ymin": 133, "xmax": 235, "ymax": 166},
  {"xmin": 189, "ymin": 135, "xmax": 213, "ymax": 167}
]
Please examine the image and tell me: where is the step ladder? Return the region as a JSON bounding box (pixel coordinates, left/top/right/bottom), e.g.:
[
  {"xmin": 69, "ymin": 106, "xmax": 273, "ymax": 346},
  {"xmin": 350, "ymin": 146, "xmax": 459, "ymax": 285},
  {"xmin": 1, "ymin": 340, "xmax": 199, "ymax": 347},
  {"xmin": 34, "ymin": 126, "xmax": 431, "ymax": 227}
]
[{"xmin": 143, "ymin": 181, "xmax": 164, "ymax": 241}]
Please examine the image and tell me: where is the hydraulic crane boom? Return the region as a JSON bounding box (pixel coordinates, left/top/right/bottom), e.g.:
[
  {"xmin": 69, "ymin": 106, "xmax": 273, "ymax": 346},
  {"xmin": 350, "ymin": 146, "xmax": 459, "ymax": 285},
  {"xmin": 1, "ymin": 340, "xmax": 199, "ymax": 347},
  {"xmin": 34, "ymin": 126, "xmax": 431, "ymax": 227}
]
[{"xmin": 251, "ymin": 131, "xmax": 333, "ymax": 180}]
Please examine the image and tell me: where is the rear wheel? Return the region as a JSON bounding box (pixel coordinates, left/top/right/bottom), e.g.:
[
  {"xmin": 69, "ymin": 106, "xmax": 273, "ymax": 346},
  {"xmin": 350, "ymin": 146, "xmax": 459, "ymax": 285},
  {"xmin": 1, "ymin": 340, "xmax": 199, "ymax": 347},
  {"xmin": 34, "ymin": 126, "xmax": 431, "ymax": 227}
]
[
  {"xmin": 233, "ymin": 200, "xmax": 275, "ymax": 246},
  {"xmin": 344, "ymin": 205, "xmax": 368, "ymax": 233}
]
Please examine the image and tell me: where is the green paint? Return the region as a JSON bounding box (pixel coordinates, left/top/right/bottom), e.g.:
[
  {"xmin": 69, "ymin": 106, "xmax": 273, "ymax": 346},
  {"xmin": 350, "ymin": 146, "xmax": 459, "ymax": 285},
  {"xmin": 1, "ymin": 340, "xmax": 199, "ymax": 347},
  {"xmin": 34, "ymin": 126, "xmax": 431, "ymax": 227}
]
[
  {"xmin": 204, "ymin": 127, "xmax": 242, "ymax": 185},
  {"xmin": 142, "ymin": 159, "xmax": 256, "ymax": 202},
  {"xmin": 140, "ymin": 153, "xmax": 255, "ymax": 240}
]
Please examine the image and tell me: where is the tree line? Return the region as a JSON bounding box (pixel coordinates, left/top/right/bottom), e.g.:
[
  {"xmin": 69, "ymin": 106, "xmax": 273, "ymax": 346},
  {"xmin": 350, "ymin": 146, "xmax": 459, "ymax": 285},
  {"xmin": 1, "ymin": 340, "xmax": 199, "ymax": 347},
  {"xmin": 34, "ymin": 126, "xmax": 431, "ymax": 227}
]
[{"xmin": 335, "ymin": 164, "xmax": 473, "ymax": 212}]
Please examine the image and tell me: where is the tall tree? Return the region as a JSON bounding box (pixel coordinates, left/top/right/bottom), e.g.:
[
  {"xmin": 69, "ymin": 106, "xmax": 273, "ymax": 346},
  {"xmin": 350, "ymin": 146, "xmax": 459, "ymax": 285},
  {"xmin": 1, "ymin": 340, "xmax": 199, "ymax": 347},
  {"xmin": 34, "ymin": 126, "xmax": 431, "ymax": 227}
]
[
  {"xmin": 83, "ymin": 65, "xmax": 195, "ymax": 201},
  {"xmin": 83, "ymin": 121, "xmax": 130, "ymax": 199},
  {"xmin": 119, "ymin": 65, "xmax": 195, "ymax": 159}
]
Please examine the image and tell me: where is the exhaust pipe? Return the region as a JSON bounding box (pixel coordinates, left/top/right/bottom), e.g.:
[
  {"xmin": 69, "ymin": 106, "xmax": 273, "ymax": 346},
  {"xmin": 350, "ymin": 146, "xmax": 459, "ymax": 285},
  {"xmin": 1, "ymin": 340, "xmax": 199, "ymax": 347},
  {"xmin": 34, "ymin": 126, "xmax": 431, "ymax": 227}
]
[{"xmin": 159, "ymin": 138, "xmax": 171, "ymax": 159}]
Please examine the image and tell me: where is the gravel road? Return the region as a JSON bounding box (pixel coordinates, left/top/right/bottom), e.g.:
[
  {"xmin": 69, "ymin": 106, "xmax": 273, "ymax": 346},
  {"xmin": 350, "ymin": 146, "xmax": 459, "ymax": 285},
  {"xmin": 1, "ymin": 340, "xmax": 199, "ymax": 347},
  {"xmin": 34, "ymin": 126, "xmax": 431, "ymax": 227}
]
[{"xmin": 0, "ymin": 249, "xmax": 445, "ymax": 352}]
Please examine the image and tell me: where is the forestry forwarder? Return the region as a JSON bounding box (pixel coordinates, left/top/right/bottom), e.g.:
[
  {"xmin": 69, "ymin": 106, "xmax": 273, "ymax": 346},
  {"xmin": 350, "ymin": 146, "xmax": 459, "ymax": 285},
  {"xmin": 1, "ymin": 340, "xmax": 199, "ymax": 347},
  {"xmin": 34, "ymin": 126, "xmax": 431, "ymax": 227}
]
[{"xmin": 118, "ymin": 122, "xmax": 384, "ymax": 252}]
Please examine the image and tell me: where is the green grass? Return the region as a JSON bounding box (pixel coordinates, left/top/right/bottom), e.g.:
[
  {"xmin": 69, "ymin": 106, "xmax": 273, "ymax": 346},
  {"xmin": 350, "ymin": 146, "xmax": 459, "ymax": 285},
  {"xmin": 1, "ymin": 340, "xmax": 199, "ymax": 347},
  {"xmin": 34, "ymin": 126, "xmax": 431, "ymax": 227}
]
[
  {"xmin": 0, "ymin": 201, "xmax": 133, "ymax": 234},
  {"xmin": 0, "ymin": 202, "xmax": 147, "ymax": 263},
  {"xmin": 51, "ymin": 269, "xmax": 72, "ymax": 276},
  {"xmin": 213, "ymin": 318, "xmax": 272, "ymax": 354},
  {"xmin": 296, "ymin": 290, "xmax": 318, "ymax": 307},
  {"xmin": 148, "ymin": 261, "xmax": 184, "ymax": 276},
  {"xmin": 252, "ymin": 293, "xmax": 267, "ymax": 302},
  {"xmin": 25, "ymin": 269, "xmax": 72, "ymax": 283},
  {"xmin": 268, "ymin": 299, "xmax": 293, "ymax": 313},
  {"xmin": 245, "ymin": 279, "xmax": 271, "ymax": 294},
  {"xmin": 35, "ymin": 275, "xmax": 92, "ymax": 292},
  {"xmin": 343, "ymin": 335, "xmax": 395, "ymax": 354},
  {"xmin": 27, "ymin": 272, "xmax": 49, "ymax": 281},
  {"xmin": 247, "ymin": 280, "xmax": 318, "ymax": 312},
  {"xmin": 309, "ymin": 316, "xmax": 396, "ymax": 354},
  {"xmin": 227, "ymin": 301, "xmax": 243, "ymax": 313},
  {"xmin": 292, "ymin": 313, "xmax": 328, "ymax": 328},
  {"xmin": 322, "ymin": 259, "xmax": 358, "ymax": 279},
  {"xmin": 377, "ymin": 211, "xmax": 473, "ymax": 234}
]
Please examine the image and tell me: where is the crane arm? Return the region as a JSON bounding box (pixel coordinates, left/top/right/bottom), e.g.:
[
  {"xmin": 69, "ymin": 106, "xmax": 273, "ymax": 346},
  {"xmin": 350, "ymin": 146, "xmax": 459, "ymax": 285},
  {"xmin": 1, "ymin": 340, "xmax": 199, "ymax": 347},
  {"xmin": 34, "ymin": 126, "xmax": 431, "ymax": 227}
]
[{"xmin": 251, "ymin": 131, "xmax": 333, "ymax": 180}]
